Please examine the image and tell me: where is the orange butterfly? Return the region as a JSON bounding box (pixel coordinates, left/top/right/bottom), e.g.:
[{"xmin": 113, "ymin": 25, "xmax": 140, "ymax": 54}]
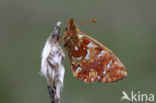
[{"xmin": 62, "ymin": 18, "xmax": 127, "ymax": 83}]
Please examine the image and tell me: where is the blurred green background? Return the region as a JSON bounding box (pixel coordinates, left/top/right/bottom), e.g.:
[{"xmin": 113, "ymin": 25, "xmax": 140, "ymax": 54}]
[{"xmin": 0, "ymin": 0, "xmax": 156, "ymax": 103}]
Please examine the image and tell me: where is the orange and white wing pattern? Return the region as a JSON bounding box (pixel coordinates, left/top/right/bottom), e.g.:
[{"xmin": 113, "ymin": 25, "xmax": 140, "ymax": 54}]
[{"xmin": 64, "ymin": 18, "xmax": 127, "ymax": 83}]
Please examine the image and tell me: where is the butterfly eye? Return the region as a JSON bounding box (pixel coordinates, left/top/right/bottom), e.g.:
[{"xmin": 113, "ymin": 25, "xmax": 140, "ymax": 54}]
[{"xmin": 65, "ymin": 27, "xmax": 68, "ymax": 31}]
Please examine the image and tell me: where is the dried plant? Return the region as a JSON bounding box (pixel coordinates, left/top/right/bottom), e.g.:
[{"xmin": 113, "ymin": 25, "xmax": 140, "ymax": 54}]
[{"xmin": 41, "ymin": 22, "xmax": 65, "ymax": 103}]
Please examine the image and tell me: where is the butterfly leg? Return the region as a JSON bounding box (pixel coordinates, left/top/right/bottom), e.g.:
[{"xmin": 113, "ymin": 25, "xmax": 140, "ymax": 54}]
[
  {"xmin": 59, "ymin": 40, "xmax": 73, "ymax": 56},
  {"xmin": 57, "ymin": 33, "xmax": 69, "ymax": 43},
  {"xmin": 57, "ymin": 36, "xmax": 64, "ymax": 43}
]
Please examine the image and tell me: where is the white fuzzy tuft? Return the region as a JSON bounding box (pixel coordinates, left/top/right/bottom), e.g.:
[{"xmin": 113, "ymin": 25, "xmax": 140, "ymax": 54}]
[
  {"xmin": 40, "ymin": 22, "xmax": 65, "ymax": 102},
  {"xmin": 57, "ymin": 22, "xmax": 62, "ymax": 26}
]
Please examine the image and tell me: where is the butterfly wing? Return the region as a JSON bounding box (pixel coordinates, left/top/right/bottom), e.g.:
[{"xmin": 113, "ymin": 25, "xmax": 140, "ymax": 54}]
[{"xmin": 67, "ymin": 32, "xmax": 127, "ymax": 83}]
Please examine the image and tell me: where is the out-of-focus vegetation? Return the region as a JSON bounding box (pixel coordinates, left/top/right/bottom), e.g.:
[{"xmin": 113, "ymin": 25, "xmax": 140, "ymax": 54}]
[{"xmin": 0, "ymin": 0, "xmax": 156, "ymax": 103}]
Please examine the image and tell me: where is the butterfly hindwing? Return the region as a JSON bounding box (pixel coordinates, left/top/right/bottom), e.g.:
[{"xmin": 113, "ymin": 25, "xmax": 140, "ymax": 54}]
[{"xmin": 67, "ymin": 32, "xmax": 127, "ymax": 83}]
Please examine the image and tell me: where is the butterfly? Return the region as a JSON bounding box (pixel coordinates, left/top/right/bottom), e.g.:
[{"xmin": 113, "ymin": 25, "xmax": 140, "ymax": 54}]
[{"xmin": 62, "ymin": 18, "xmax": 127, "ymax": 83}]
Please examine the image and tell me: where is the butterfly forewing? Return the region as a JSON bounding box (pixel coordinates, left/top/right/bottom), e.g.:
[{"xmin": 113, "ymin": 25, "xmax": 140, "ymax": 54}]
[{"xmin": 64, "ymin": 18, "xmax": 127, "ymax": 83}]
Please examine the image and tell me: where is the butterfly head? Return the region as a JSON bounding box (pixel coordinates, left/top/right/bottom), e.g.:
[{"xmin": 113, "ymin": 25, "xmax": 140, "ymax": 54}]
[
  {"xmin": 65, "ymin": 18, "xmax": 97, "ymax": 33},
  {"xmin": 65, "ymin": 18, "xmax": 79, "ymax": 33}
]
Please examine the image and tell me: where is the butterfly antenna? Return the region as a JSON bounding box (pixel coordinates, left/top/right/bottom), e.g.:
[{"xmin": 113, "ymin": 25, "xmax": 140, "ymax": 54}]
[{"xmin": 77, "ymin": 19, "xmax": 97, "ymax": 25}]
